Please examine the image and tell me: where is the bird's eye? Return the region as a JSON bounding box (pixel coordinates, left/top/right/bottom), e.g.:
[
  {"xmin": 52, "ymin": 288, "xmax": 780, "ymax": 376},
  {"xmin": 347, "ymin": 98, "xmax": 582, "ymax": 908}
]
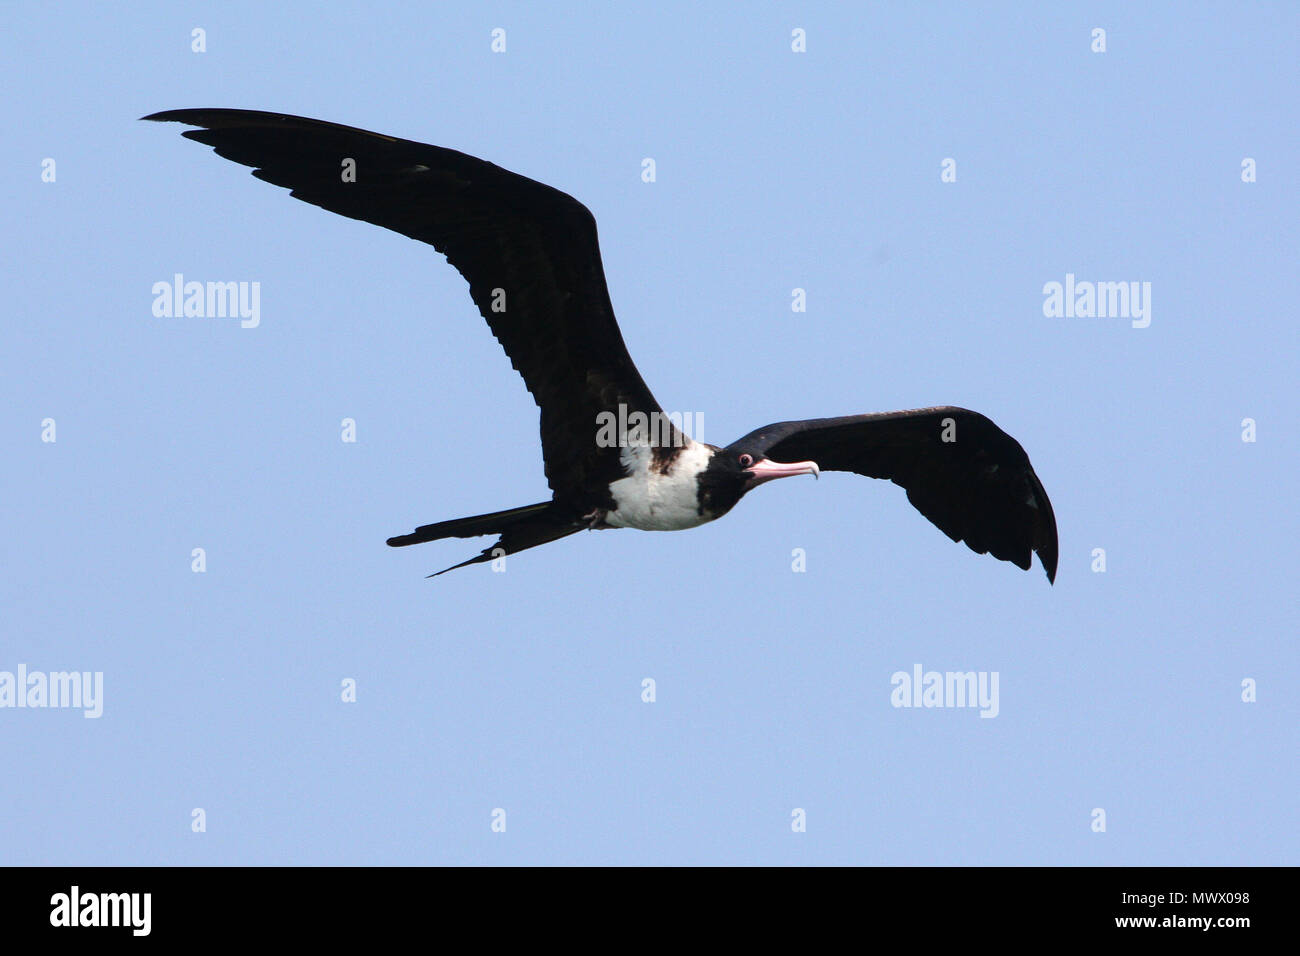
[{"xmin": 738, "ymin": 454, "xmax": 754, "ymax": 468}]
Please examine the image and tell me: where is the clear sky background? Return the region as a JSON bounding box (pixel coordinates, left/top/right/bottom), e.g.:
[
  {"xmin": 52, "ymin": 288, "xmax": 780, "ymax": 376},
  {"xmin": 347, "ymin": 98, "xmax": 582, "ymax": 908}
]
[{"xmin": 3, "ymin": 2, "xmax": 1296, "ymax": 865}]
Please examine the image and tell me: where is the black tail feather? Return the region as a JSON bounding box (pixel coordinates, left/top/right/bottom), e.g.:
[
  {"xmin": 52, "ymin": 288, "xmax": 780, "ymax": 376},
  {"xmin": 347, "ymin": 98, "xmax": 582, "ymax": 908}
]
[
  {"xmin": 386, "ymin": 502, "xmax": 553, "ymax": 547},
  {"xmin": 386, "ymin": 501, "xmax": 582, "ymax": 576}
]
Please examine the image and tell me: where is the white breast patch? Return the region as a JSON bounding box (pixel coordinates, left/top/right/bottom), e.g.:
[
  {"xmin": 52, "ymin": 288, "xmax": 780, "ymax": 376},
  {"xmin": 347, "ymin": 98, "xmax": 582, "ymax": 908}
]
[{"xmin": 604, "ymin": 441, "xmax": 716, "ymax": 531}]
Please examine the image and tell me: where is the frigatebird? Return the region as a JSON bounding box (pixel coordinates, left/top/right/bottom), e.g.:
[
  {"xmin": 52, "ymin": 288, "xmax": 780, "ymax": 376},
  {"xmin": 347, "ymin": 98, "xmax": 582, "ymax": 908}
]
[{"xmin": 144, "ymin": 108, "xmax": 1058, "ymax": 582}]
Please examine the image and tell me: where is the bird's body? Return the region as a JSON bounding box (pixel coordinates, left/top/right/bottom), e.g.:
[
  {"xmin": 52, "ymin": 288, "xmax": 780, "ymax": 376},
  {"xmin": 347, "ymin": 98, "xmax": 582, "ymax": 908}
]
[
  {"xmin": 144, "ymin": 108, "xmax": 1059, "ymax": 582},
  {"xmin": 603, "ymin": 440, "xmax": 721, "ymax": 531}
]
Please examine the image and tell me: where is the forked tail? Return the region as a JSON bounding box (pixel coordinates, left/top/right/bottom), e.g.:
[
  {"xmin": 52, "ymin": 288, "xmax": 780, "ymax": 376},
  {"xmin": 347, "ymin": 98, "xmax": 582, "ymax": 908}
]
[{"xmin": 386, "ymin": 501, "xmax": 582, "ymax": 576}]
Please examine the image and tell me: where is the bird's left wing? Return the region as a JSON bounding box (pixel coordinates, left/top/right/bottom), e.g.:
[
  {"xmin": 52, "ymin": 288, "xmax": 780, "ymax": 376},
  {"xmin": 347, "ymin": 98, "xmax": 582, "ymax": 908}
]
[{"xmin": 735, "ymin": 407, "xmax": 1058, "ymax": 581}]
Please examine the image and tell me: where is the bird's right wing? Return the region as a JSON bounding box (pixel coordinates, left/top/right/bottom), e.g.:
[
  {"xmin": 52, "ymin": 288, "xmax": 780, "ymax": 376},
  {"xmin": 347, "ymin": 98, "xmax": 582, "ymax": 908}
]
[{"xmin": 143, "ymin": 108, "xmax": 673, "ymax": 509}]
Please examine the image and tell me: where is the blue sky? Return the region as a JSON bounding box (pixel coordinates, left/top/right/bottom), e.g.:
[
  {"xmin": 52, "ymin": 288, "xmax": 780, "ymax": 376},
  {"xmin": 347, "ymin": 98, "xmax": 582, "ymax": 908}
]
[{"xmin": 2, "ymin": 2, "xmax": 1296, "ymax": 865}]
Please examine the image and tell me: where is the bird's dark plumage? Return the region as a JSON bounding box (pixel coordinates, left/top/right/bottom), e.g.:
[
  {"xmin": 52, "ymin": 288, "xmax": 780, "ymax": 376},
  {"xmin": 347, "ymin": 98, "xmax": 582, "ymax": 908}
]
[
  {"xmin": 384, "ymin": 501, "xmax": 581, "ymax": 576},
  {"xmin": 144, "ymin": 108, "xmax": 1059, "ymax": 583},
  {"xmin": 142, "ymin": 107, "xmax": 674, "ymax": 515},
  {"xmin": 728, "ymin": 409, "xmax": 1058, "ymax": 582}
]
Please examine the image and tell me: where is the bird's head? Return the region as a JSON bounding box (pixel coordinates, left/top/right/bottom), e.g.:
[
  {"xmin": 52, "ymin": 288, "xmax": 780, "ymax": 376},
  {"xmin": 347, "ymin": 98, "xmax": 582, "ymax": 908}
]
[{"xmin": 695, "ymin": 441, "xmax": 820, "ymax": 517}]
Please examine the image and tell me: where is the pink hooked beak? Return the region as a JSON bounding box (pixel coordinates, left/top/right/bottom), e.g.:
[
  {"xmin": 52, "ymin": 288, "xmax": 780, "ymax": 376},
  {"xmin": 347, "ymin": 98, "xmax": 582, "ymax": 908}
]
[{"xmin": 745, "ymin": 458, "xmax": 820, "ymax": 485}]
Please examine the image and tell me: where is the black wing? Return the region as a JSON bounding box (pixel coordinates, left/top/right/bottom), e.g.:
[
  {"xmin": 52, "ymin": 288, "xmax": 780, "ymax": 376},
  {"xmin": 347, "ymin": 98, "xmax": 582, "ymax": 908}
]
[
  {"xmin": 143, "ymin": 108, "xmax": 674, "ymax": 511},
  {"xmin": 735, "ymin": 407, "xmax": 1058, "ymax": 582}
]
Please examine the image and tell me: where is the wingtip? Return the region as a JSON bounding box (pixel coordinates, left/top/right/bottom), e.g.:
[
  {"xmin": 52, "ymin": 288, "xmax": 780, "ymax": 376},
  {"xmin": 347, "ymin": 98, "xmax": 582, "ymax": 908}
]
[
  {"xmin": 1041, "ymin": 540, "xmax": 1058, "ymax": 584},
  {"xmin": 140, "ymin": 109, "xmax": 189, "ymax": 123},
  {"xmin": 1041, "ymin": 542, "xmax": 1058, "ymax": 584},
  {"xmin": 140, "ymin": 108, "xmax": 245, "ymax": 126}
]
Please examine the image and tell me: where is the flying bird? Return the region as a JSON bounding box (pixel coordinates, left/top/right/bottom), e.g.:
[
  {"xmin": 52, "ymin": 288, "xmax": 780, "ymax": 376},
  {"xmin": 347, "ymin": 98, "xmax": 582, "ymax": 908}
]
[{"xmin": 144, "ymin": 109, "xmax": 1058, "ymax": 582}]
